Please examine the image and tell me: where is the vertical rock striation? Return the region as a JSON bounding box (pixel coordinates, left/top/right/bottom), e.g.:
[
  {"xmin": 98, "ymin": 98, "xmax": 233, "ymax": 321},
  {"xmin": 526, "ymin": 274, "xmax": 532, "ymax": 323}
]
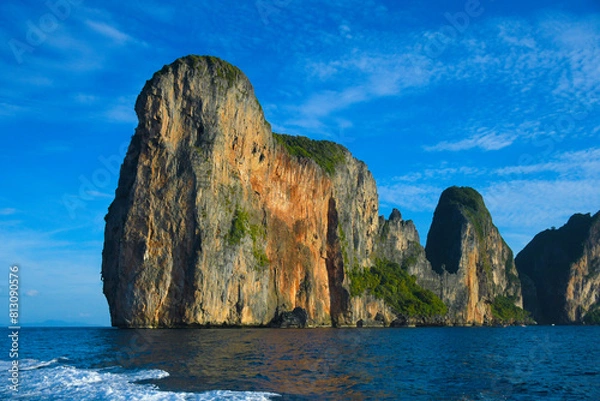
[
  {"xmin": 424, "ymin": 187, "xmax": 523, "ymax": 325},
  {"xmin": 515, "ymin": 212, "xmax": 600, "ymax": 324}
]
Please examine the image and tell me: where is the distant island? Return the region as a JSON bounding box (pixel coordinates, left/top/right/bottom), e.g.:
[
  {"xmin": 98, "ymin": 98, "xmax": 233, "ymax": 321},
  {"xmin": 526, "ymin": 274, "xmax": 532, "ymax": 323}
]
[{"xmin": 101, "ymin": 55, "xmax": 600, "ymax": 328}]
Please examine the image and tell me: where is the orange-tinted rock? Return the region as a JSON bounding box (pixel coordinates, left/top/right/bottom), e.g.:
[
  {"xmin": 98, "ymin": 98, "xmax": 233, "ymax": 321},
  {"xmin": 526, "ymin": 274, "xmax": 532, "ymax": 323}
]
[{"xmin": 102, "ymin": 56, "xmax": 387, "ymax": 328}]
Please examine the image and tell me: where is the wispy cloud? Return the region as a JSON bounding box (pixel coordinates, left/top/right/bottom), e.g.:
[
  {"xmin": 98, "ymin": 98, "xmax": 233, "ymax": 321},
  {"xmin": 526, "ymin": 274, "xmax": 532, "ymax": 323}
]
[
  {"xmin": 269, "ymin": 9, "xmax": 599, "ymax": 145},
  {"xmin": 85, "ymin": 20, "xmax": 132, "ymax": 44},
  {"xmin": 418, "ymin": 11, "xmax": 600, "ymax": 152},
  {"xmin": 0, "ymin": 3, "xmax": 150, "ymax": 124},
  {"xmin": 73, "ymin": 93, "xmax": 97, "ymax": 104},
  {"xmin": 0, "ymin": 208, "xmax": 17, "ymax": 216},
  {"xmin": 0, "ymin": 224, "xmax": 108, "ymax": 324},
  {"xmin": 389, "ymin": 166, "xmax": 485, "ymax": 183},
  {"xmin": 484, "ymin": 179, "xmax": 600, "ymax": 230},
  {"xmin": 379, "ymin": 183, "xmax": 442, "ymax": 212},
  {"xmin": 84, "ymin": 190, "xmax": 114, "ymax": 199},
  {"xmin": 379, "ymin": 145, "xmax": 600, "ymax": 251},
  {"xmin": 425, "ymin": 131, "xmax": 518, "ymax": 152},
  {"xmin": 495, "ymin": 148, "xmax": 600, "ymax": 177},
  {"xmin": 280, "ymin": 51, "xmax": 437, "ymax": 135}
]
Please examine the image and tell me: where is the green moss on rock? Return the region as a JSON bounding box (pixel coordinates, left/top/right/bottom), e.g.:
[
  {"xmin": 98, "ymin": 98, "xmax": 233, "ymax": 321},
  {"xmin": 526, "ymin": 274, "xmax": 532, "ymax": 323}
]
[
  {"xmin": 273, "ymin": 133, "xmax": 347, "ymax": 175},
  {"xmin": 349, "ymin": 259, "xmax": 447, "ymax": 318},
  {"xmin": 490, "ymin": 296, "xmax": 533, "ymax": 324},
  {"xmin": 152, "ymin": 55, "xmax": 243, "ymax": 89},
  {"xmin": 227, "ymin": 208, "xmax": 270, "ymax": 270},
  {"xmin": 583, "ymin": 303, "xmax": 600, "ymax": 325},
  {"xmin": 227, "ymin": 209, "xmax": 250, "ymax": 246},
  {"xmin": 426, "ymin": 186, "xmax": 493, "ymax": 275}
]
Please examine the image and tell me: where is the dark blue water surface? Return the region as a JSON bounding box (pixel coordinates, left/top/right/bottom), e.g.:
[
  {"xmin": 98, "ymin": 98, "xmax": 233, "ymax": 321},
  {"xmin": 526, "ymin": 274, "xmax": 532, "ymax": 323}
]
[{"xmin": 2, "ymin": 326, "xmax": 599, "ymax": 400}]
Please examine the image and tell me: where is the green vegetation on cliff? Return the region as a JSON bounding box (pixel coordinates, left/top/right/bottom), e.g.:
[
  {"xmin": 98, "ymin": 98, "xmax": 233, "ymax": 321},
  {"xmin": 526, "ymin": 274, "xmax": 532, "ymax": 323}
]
[
  {"xmin": 202, "ymin": 55, "xmax": 242, "ymax": 88},
  {"xmin": 227, "ymin": 209, "xmax": 250, "ymax": 245},
  {"xmin": 349, "ymin": 259, "xmax": 447, "ymax": 317},
  {"xmin": 273, "ymin": 133, "xmax": 346, "ymax": 175},
  {"xmin": 426, "ymin": 186, "xmax": 495, "ymax": 275},
  {"xmin": 228, "ymin": 208, "xmax": 269, "ymax": 269},
  {"xmin": 445, "ymin": 186, "xmax": 491, "ymax": 242},
  {"xmin": 154, "ymin": 55, "xmax": 243, "ymax": 89},
  {"xmin": 584, "ymin": 303, "xmax": 600, "ymax": 325},
  {"xmin": 490, "ymin": 296, "xmax": 532, "ymax": 324}
]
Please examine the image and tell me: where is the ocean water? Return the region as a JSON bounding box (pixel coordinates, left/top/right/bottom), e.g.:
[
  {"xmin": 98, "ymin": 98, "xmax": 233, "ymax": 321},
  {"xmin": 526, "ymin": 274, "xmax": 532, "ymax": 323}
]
[{"xmin": 2, "ymin": 326, "xmax": 599, "ymax": 400}]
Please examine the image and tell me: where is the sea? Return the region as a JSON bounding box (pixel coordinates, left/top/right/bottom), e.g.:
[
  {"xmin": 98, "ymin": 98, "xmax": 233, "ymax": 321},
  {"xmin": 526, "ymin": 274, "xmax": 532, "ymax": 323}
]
[{"xmin": 2, "ymin": 326, "xmax": 599, "ymax": 400}]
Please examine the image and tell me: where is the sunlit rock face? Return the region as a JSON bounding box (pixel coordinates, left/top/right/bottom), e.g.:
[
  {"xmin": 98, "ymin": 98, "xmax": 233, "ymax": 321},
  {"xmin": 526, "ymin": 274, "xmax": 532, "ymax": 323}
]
[{"xmin": 101, "ymin": 55, "xmax": 391, "ymax": 328}]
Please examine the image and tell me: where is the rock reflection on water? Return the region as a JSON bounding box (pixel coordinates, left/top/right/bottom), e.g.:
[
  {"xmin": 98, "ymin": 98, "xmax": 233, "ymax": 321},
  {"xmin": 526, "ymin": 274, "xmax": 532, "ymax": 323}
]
[{"xmin": 110, "ymin": 328, "xmax": 378, "ymax": 398}]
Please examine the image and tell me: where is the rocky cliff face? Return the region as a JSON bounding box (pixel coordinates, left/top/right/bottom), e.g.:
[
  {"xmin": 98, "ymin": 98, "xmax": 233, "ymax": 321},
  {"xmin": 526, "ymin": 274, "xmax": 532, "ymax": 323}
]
[
  {"xmin": 424, "ymin": 187, "xmax": 523, "ymax": 324},
  {"xmin": 103, "ymin": 56, "xmax": 537, "ymax": 329},
  {"xmin": 515, "ymin": 212, "xmax": 600, "ymax": 324},
  {"xmin": 102, "ymin": 55, "xmax": 394, "ymax": 328},
  {"xmin": 375, "ymin": 209, "xmax": 445, "ymax": 322}
]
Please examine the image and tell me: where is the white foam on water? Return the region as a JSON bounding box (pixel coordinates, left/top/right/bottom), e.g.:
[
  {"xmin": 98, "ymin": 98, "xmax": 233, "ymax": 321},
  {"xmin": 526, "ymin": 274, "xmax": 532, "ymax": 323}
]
[
  {"xmin": 1, "ymin": 359, "xmax": 280, "ymax": 400},
  {"xmin": 19, "ymin": 357, "xmax": 68, "ymax": 371}
]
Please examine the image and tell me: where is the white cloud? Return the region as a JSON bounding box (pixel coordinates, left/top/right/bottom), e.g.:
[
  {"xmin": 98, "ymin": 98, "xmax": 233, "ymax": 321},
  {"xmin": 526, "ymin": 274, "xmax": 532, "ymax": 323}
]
[
  {"xmin": 391, "ymin": 166, "xmax": 485, "ymax": 182},
  {"xmin": 483, "ymin": 179, "xmax": 600, "ymax": 231},
  {"xmin": 85, "ymin": 20, "xmax": 132, "ymax": 44},
  {"xmin": 85, "ymin": 190, "xmax": 114, "ymax": 199},
  {"xmin": 0, "ymin": 208, "xmax": 17, "ymax": 216},
  {"xmin": 379, "ymin": 143, "xmax": 600, "ymax": 252},
  {"xmin": 0, "ymin": 103, "xmax": 28, "ymax": 118},
  {"xmin": 379, "ymin": 183, "xmax": 442, "ymax": 212},
  {"xmin": 278, "ymin": 11, "xmax": 599, "ymax": 143},
  {"xmin": 495, "ymin": 148, "xmax": 600, "ymax": 177},
  {"xmin": 425, "ymin": 131, "xmax": 518, "ymax": 152},
  {"xmin": 0, "ymin": 223, "xmax": 109, "ymax": 325},
  {"xmin": 283, "ymin": 52, "xmax": 437, "ymax": 133}
]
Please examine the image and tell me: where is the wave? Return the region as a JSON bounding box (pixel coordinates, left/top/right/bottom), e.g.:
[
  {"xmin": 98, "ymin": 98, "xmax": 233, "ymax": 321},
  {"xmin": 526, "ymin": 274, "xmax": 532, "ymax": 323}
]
[
  {"xmin": 19, "ymin": 357, "xmax": 69, "ymax": 371},
  {"xmin": 0, "ymin": 359, "xmax": 280, "ymax": 400}
]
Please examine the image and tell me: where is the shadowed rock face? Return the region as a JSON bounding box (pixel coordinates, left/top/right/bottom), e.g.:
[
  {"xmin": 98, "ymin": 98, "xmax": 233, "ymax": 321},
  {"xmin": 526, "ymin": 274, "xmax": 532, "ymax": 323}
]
[
  {"xmin": 516, "ymin": 212, "xmax": 600, "ymax": 324},
  {"xmin": 424, "ymin": 187, "xmax": 523, "ymax": 324},
  {"xmin": 101, "ymin": 55, "xmax": 391, "ymax": 328}
]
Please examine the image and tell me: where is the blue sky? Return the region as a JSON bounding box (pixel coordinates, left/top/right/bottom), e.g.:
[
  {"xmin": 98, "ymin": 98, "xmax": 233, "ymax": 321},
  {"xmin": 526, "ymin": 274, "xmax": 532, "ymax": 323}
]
[{"xmin": 1, "ymin": 0, "xmax": 599, "ymax": 326}]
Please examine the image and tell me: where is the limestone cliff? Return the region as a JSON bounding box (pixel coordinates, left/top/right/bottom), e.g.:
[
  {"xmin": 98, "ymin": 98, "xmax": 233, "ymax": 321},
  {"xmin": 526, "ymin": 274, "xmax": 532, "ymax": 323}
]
[
  {"xmin": 102, "ymin": 55, "xmax": 394, "ymax": 328},
  {"xmin": 515, "ymin": 212, "xmax": 600, "ymax": 324},
  {"xmin": 374, "ymin": 209, "xmax": 446, "ymax": 325},
  {"xmin": 424, "ymin": 187, "xmax": 524, "ymax": 325}
]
